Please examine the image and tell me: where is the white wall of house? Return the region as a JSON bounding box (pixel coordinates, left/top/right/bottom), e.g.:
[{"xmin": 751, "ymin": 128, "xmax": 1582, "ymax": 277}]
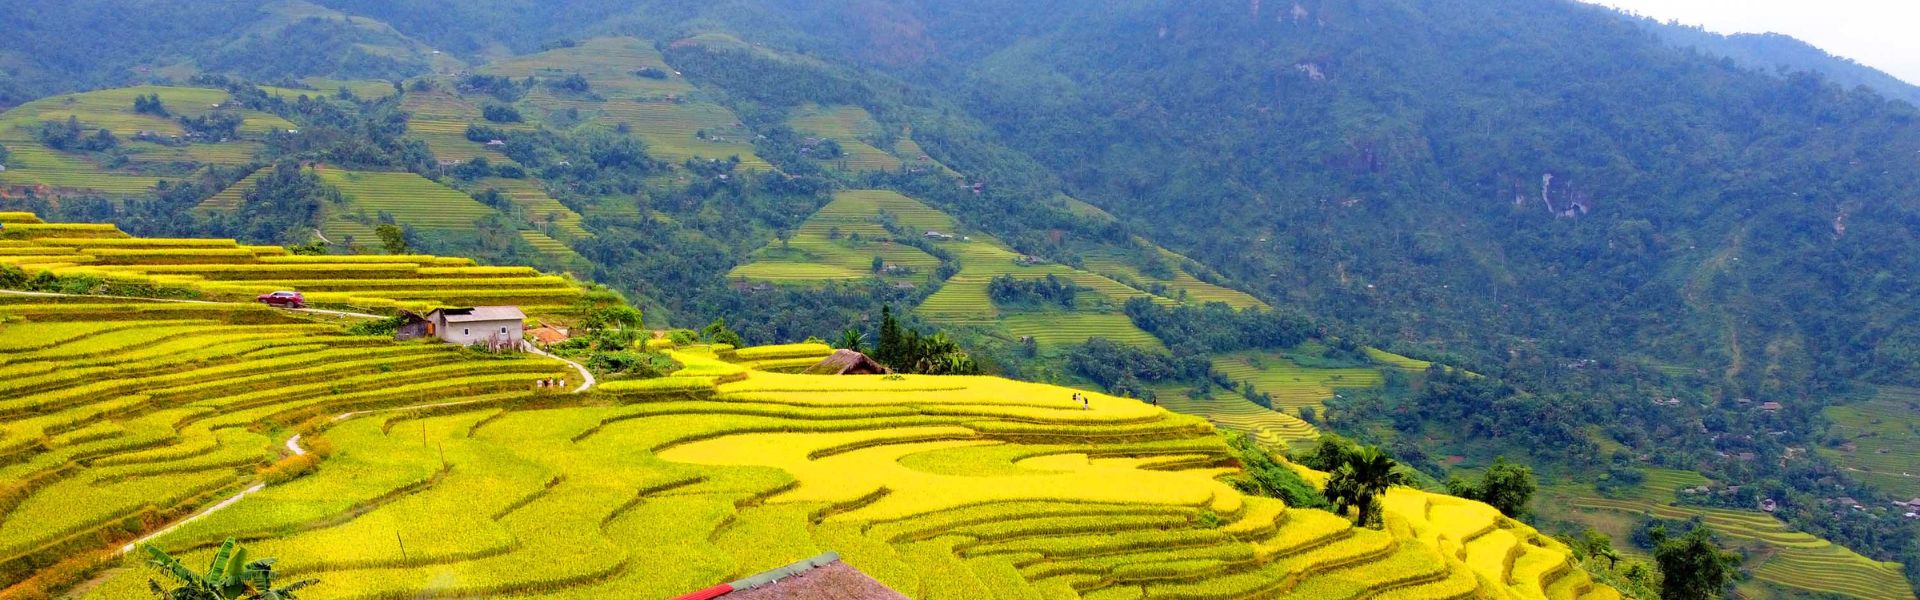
[{"xmin": 439, "ymin": 319, "xmax": 523, "ymax": 346}]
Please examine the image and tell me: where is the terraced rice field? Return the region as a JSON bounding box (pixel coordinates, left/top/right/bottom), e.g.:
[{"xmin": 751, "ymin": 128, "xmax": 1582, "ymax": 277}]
[
  {"xmin": 471, "ymin": 177, "xmax": 589, "ymax": 240},
  {"xmin": 1001, "ymin": 312, "xmax": 1165, "ymax": 351},
  {"xmin": 42, "ymin": 338, "xmax": 1611, "ymax": 600},
  {"xmin": 1082, "ymin": 249, "xmax": 1266, "ymax": 310},
  {"xmin": 1821, "ymin": 385, "xmax": 1920, "ymax": 498},
  {"xmin": 727, "ymin": 190, "xmax": 944, "ymax": 282},
  {"xmin": 788, "ymin": 104, "xmax": 905, "ymax": 172},
  {"xmin": 1545, "ymin": 468, "xmax": 1914, "ymax": 600},
  {"xmin": 193, "ymin": 167, "xmax": 265, "ymax": 212},
  {"xmin": 1154, "ymin": 386, "xmax": 1319, "ymax": 449},
  {"xmin": 0, "ymin": 213, "xmax": 1615, "ymax": 600},
  {"xmin": 0, "ymin": 85, "xmax": 290, "ymax": 194},
  {"xmin": 401, "ymin": 88, "xmax": 520, "ymax": 163},
  {"xmin": 1211, "ymin": 349, "xmax": 1388, "ymax": 413},
  {"xmin": 316, "ymin": 167, "xmax": 501, "ymax": 235},
  {"xmin": 0, "ymin": 215, "xmax": 583, "ymax": 312},
  {"xmin": 474, "ymin": 37, "xmax": 769, "ymax": 170},
  {"xmin": 558, "ymin": 97, "xmax": 769, "ymax": 170},
  {"xmin": 517, "ymin": 230, "xmax": 586, "ymax": 264},
  {"xmin": 260, "ymin": 78, "xmax": 398, "ymax": 101}
]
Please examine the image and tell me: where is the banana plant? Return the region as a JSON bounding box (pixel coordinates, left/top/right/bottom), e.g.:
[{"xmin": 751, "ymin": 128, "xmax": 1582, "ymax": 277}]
[{"xmin": 144, "ymin": 539, "xmax": 318, "ymax": 600}]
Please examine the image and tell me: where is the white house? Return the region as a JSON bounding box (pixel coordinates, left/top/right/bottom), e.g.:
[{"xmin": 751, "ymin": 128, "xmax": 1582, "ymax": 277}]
[{"xmin": 427, "ymin": 306, "xmax": 526, "ymax": 350}]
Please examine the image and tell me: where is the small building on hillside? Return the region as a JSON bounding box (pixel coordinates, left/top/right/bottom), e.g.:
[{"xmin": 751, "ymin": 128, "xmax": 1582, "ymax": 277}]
[
  {"xmin": 426, "ymin": 306, "xmax": 526, "ymax": 351},
  {"xmin": 394, "ymin": 310, "xmax": 433, "ymax": 340},
  {"xmin": 804, "ymin": 350, "xmax": 890, "ymax": 375}
]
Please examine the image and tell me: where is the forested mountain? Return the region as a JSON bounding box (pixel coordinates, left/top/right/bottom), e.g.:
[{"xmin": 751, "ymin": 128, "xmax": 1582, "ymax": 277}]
[
  {"xmin": 4, "ymin": 1, "xmax": 1920, "ymax": 596},
  {"xmin": 1638, "ymin": 21, "xmax": 1920, "ymax": 107}
]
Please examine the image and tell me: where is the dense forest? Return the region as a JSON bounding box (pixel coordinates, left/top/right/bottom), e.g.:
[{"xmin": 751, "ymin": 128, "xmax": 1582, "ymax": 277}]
[{"xmin": 5, "ymin": 0, "xmax": 1920, "ymax": 595}]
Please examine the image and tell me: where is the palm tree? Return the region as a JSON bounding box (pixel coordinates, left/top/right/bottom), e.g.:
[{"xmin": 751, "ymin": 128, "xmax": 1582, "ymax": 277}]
[
  {"xmin": 1323, "ymin": 445, "xmax": 1410, "ymax": 528},
  {"xmin": 145, "ymin": 538, "xmax": 317, "ymax": 600}
]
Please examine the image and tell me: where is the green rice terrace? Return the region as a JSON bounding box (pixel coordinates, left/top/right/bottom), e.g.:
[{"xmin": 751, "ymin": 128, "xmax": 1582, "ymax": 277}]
[
  {"xmin": 473, "ymin": 37, "xmax": 771, "ymax": 170},
  {"xmin": 1540, "ymin": 468, "xmax": 1915, "ymax": 600},
  {"xmin": 0, "ymin": 213, "xmax": 1621, "ymax": 599},
  {"xmin": 787, "ymin": 104, "xmax": 952, "ymax": 175},
  {"xmin": 1821, "ymin": 385, "xmax": 1920, "ymax": 499},
  {"xmin": 0, "ymin": 86, "xmax": 292, "ymax": 195}
]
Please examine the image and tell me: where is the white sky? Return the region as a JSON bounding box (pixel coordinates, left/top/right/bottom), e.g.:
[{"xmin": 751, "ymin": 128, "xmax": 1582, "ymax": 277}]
[{"xmin": 1582, "ymin": 0, "xmax": 1920, "ymax": 85}]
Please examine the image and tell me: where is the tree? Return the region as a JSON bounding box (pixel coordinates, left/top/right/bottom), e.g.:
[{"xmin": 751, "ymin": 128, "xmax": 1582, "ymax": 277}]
[
  {"xmin": 1295, "ymin": 434, "xmax": 1357, "ymax": 472},
  {"xmin": 702, "ymin": 317, "xmax": 743, "ymax": 347},
  {"xmin": 1323, "ymin": 445, "xmax": 1410, "ymax": 528},
  {"xmin": 374, "ymin": 224, "xmax": 409, "ymax": 255},
  {"xmin": 582, "ymin": 305, "xmax": 642, "ymax": 332},
  {"xmin": 838, "ymin": 327, "xmax": 865, "ymax": 353},
  {"xmin": 1580, "ymin": 527, "xmax": 1621, "ymax": 568},
  {"xmin": 1653, "ymin": 527, "xmax": 1740, "ymax": 600},
  {"xmin": 144, "ymin": 538, "xmax": 317, "ymax": 600},
  {"xmin": 871, "ymin": 255, "xmax": 884, "ymax": 273},
  {"xmin": 1223, "ymin": 433, "xmax": 1330, "ymax": 509},
  {"xmin": 1445, "ymin": 456, "xmax": 1537, "ymax": 518}
]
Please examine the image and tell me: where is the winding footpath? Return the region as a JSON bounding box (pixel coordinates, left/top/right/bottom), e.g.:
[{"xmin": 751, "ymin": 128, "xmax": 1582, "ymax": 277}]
[{"xmin": 47, "ymin": 292, "xmax": 599, "ymax": 553}]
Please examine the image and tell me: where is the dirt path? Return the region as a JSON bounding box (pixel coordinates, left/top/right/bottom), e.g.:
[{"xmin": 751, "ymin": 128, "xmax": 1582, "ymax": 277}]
[{"xmin": 524, "ymin": 343, "xmax": 595, "ymax": 393}]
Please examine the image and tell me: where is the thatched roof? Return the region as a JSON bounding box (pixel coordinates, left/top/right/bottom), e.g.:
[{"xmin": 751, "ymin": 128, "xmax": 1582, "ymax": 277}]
[{"xmin": 804, "ymin": 350, "xmax": 890, "ymax": 375}]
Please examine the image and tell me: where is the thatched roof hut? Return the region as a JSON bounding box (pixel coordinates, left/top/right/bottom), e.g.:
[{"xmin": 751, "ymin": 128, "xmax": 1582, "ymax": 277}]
[{"xmin": 804, "ymin": 350, "xmax": 890, "ymax": 375}]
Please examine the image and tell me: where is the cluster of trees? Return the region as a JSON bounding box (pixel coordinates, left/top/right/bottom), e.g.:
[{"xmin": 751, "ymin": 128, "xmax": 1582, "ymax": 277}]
[
  {"xmin": 132, "ymin": 93, "xmax": 169, "ymax": 116},
  {"xmin": 481, "ymin": 103, "xmax": 522, "ymax": 123},
  {"xmin": 456, "ymin": 74, "xmax": 526, "ymax": 102},
  {"xmin": 1122, "ymin": 298, "xmax": 1314, "ymax": 354},
  {"xmin": 178, "ymin": 111, "xmax": 244, "ymax": 139},
  {"xmin": 867, "ymin": 306, "xmax": 977, "ymax": 375},
  {"xmin": 1445, "ymin": 456, "xmax": 1538, "ymax": 518},
  {"xmin": 985, "ymin": 274, "xmax": 1077, "ymax": 308},
  {"xmin": 1065, "ymin": 338, "xmax": 1206, "ymax": 399},
  {"xmin": 36, "ymin": 117, "xmax": 117, "ymax": 152}
]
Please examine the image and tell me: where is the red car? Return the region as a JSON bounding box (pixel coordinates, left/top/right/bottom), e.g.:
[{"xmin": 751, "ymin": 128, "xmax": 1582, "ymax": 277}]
[{"xmin": 257, "ymin": 290, "xmax": 306, "ymax": 309}]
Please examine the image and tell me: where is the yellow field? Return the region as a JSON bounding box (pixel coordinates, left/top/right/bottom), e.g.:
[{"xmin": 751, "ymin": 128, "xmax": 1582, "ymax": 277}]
[
  {"xmin": 0, "ymin": 214, "xmax": 1617, "ymax": 600},
  {"xmin": 34, "ymin": 339, "xmax": 1611, "ymax": 600},
  {"xmin": 0, "ymin": 216, "xmax": 582, "ymax": 313}
]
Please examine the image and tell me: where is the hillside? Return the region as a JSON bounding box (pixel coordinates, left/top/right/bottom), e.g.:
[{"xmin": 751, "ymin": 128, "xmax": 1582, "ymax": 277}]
[
  {"xmin": 0, "ymin": 215, "xmax": 1616, "ymax": 599},
  {"xmin": 3, "ymin": 1, "xmax": 1919, "ymax": 597}
]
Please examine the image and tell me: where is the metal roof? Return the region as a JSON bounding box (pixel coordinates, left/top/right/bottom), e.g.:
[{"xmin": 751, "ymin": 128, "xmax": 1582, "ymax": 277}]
[{"xmin": 432, "ymin": 306, "xmax": 525, "ymax": 323}]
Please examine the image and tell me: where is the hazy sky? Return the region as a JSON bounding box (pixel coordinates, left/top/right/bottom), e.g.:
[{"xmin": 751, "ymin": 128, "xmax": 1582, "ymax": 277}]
[{"xmin": 1583, "ymin": 0, "xmax": 1920, "ymax": 84}]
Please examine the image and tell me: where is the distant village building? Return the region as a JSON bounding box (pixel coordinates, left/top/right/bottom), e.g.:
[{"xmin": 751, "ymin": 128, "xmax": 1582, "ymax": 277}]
[
  {"xmin": 924, "ymin": 230, "xmax": 956, "ymax": 241},
  {"xmin": 1759, "ymin": 401, "xmax": 1784, "ymax": 412}
]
